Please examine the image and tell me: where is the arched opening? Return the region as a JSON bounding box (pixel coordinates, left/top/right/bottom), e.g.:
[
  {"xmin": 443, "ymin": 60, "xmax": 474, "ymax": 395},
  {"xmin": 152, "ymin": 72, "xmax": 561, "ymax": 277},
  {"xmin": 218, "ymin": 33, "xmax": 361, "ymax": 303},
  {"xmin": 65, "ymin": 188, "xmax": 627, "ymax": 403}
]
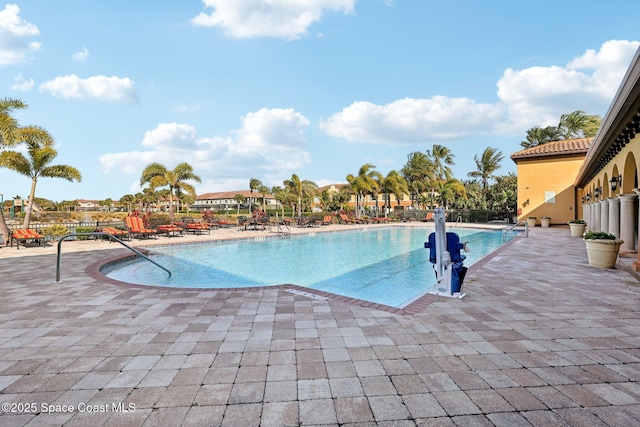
[
  {"xmin": 623, "ymin": 152, "xmax": 638, "ymax": 193},
  {"xmin": 602, "ymin": 173, "xmax": 610, "ymax": 199}
]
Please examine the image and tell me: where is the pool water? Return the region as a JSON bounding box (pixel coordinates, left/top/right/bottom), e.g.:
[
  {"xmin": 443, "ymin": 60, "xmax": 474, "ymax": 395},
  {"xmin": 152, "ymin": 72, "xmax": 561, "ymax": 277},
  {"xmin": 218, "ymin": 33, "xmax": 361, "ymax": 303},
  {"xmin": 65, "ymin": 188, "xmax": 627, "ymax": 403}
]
[{"xmin": 103, "ymin": 227, "xmax": 517, "ymax": 308}]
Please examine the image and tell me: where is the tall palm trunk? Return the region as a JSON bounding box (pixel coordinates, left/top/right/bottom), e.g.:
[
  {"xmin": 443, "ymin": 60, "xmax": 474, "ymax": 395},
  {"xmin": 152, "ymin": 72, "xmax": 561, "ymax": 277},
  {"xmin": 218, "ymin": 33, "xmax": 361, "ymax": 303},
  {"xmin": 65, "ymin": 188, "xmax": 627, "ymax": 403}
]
[
  {"xmin": 0, "ymin": 209, "xmax": 9, "ymax": 245},
  {"xmin": 22, "ymin": 179, "xmax": 37, "ymax": 230}
]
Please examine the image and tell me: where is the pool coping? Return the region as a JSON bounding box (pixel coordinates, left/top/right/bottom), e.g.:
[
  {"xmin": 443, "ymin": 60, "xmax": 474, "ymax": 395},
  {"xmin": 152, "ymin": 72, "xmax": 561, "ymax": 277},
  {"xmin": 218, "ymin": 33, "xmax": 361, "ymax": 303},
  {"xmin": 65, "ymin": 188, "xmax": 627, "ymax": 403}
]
[{"xmin": 85, "ymin": 225, "xmax": 524, "ymax": 316}]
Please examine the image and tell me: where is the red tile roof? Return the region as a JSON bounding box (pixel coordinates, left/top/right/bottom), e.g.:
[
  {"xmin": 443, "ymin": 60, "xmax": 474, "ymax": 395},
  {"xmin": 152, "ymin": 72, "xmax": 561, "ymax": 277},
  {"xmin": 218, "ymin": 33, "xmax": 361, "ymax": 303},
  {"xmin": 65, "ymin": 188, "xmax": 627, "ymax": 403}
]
[
  {"xmin": 511, "ymin": 138, "xmax": 593, "ymax": 161},
  {"xmin": 196, "ymin": 190, "xmax": 275, "ymax": 200}
]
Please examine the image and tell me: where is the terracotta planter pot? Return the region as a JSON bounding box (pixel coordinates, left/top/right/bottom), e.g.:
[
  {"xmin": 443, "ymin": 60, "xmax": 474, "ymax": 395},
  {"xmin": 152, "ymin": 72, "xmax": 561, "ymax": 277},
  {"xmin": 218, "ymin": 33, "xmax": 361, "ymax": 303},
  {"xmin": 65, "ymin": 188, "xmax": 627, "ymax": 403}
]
[
  {"xmin": 569, "ymin": 223, "xmax": 586, "ymax": 237},
  {"xmin": 584, "ymin": 238, "xmax": 623, "ymax": 268}
]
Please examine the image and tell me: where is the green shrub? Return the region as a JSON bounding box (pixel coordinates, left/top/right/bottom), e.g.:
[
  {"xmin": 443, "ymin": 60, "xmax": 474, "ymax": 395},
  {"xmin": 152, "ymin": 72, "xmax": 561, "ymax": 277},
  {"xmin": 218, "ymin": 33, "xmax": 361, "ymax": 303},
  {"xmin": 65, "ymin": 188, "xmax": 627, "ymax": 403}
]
[
  {"xmin": 584, "ymin": 231, "xmax": 617, "ymax": 240},
  {"xmin": 75, "ymin": 226, "xmax": 98, "ymax": 240},
  {"xmin": 568, "ymin": 219, "xmax": 586, "ymax": 224},
  {"xmin": 41, "ymin": 224, "xmax": 70, "ymax": 239}
]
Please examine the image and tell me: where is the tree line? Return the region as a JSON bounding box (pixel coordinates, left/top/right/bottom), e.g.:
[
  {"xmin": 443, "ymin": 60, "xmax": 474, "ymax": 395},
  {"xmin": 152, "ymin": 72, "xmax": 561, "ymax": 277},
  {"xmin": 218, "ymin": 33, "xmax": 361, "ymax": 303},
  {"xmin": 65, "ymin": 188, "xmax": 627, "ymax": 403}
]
[{"xmin": 1, "ymin": 97, "xmax": 601, "ymax": 240}]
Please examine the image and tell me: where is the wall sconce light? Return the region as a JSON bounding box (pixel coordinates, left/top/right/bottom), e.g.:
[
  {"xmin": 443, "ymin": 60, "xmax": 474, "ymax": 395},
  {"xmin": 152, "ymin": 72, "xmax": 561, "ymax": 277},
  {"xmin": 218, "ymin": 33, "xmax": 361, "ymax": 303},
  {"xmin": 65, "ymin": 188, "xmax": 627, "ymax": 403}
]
[
  {"xmin": 581, "ymin": 196, "xmax": 585, "ymax": 203},
  {"xmin": 610, "ymin": 174, "xmax": 622, "ymax": 191},
  {"xmin": 586, "ymin": 193, "xmax": 591, "ymax": 202},
  {"xmin": 594, "ymin": 187, "xmax": 600, "ymax": 198}
]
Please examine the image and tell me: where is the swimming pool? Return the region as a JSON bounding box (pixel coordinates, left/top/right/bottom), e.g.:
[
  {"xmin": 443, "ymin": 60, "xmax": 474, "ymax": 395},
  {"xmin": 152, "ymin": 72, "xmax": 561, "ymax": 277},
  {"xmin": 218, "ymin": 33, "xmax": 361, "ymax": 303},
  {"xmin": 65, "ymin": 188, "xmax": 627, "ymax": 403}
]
[{"xmin": 103, "ymin": 226, "xmax": 518, "ymax": 308}]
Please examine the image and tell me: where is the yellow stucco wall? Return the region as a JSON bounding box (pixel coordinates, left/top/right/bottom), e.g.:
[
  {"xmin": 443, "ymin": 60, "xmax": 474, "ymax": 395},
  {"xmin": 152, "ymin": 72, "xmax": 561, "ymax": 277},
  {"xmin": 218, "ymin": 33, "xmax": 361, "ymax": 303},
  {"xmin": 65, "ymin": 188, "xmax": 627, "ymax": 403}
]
[{"xmin": 516, "ymin": 156, "xmax": 585, "ymax": 225}]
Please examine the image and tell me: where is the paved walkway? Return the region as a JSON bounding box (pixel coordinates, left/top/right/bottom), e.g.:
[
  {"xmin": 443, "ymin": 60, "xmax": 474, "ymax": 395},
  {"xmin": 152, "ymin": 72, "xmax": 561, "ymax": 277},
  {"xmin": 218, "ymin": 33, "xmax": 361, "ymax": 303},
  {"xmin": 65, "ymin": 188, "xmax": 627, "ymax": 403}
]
[{"xmin": 1, "ymin": 225, "xmax": 640, "ymax": 426}]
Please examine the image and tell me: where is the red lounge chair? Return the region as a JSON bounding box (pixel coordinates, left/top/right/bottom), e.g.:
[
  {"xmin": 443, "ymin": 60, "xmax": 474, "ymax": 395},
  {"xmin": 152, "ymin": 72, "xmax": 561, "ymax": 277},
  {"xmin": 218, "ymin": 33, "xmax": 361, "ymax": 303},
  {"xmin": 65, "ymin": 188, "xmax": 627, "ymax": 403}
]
[
  {"xmin": 100, "ymin": 227, "xmax": 130, "ymax": 241},
  {"xmin": 11, "ymin": 229, "xmax": 45, "ymax": 249},
  {"xmin": 157, "ymin": 224, "xmax": 183, "ymax": 237},
  {"xmin": 125, "ymin": 216, "xmax": 158, "ymax": 240},
  {"xmin": 321, "ymin": 215, "xmax": 332, "ymax": 226},
  {"xmin": 185, "ymin": 222, "xmax": 210, "ymax": 235}
]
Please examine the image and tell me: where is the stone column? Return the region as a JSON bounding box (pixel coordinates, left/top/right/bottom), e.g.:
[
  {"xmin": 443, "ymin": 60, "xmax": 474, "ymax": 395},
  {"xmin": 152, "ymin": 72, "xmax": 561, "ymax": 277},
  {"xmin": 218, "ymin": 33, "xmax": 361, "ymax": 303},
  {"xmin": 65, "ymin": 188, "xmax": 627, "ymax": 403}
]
[
  {"xmin": 593, "ymin": 201, "xmax": 602, "ymax": 232},
  {"xmin": 586, "ymin": 203, "xmax": 593, "ymax": 231},
  {"xmin": 608, "ymin": 197, "xmax": 620, "ymax": 238},
  {"xmin": 582, "ymin": 203, "xmax": 587, "ymax": 223},
  {"xmin": 633, "ymin": 190, "xmax": 640, "ymax": 271},
  {"xmin": 600, "ymin": 198, "xmax": 609, "ymax": 234},
  {"xmin": 619, "ymin": 193, "xmax": 637, "ymax": 253}
]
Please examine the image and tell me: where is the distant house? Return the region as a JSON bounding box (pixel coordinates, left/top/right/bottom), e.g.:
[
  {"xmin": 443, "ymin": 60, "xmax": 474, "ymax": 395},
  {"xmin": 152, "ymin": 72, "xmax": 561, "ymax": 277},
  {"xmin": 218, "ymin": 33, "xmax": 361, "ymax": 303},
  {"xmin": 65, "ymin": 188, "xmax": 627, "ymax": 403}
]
[
  {"xmin": 76, "ymin": 199, "xmax": 102, "ymax": 211},
  {"xmin": 313, "ymin": 184, "xmax": 412, "ymax": 213},
  {"xmin": 194, "ymin": 190, "xmax": 277, "ymax": 211}
]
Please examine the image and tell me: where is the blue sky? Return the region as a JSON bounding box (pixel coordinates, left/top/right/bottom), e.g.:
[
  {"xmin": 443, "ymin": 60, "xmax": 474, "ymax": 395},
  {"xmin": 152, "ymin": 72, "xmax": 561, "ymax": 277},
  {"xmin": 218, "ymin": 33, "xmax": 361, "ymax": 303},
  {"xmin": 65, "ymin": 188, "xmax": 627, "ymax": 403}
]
[{"xmin": 1, "ymin": 0, "xmax": 639, "ymax": 202}]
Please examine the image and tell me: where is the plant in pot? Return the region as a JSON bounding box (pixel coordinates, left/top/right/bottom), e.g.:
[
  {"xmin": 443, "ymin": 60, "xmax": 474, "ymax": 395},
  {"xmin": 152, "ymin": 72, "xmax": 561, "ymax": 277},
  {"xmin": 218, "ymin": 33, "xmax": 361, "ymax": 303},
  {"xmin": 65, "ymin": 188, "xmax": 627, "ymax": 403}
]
[
  {"xmin": 583, "ymin": 231, "xmax": 623, "ymax": 268},
  {"xmin": 568, "ymin": 219, "xmax": 586, "ymax": 237},
  {"xmin": 541, "ymin": 216, "xmax": 551, "ymax": 227},
  {"xmin": 526, "ymin": 216, "xmax": 537, "ymax": 227}
]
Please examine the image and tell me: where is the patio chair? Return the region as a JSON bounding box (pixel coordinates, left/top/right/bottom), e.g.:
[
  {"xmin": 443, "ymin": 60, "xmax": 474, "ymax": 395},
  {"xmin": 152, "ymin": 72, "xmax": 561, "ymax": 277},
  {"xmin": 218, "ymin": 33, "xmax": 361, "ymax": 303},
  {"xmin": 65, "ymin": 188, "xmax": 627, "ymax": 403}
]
[
  {"xmin": 321, "ymin": 215, "xmax": 332, "ymax": 226},
  {"xmin": 11, "ymin": 229, "xmax": 45, "ymax": 250},
  {"xmin": 184, "ymin": 221, "xmax": 210, "ymax": 235},
  {"xmin": 125, "ymin": 216, "xmax": 158, "ymax": 240},
  {"xmin": 156, "ymin": 224, "xmax": 184, "ymax": 237},
  {"xmin": 100, "ymin": 227, "xmax": 131, "ymax": 241}
]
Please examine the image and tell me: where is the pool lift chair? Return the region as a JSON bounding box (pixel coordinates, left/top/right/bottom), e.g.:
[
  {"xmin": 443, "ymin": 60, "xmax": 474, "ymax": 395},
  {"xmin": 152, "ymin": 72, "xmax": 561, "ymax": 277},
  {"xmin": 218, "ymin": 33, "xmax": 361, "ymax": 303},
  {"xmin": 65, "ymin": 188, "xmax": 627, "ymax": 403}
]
[{"xmin": 424, "ymin": 208, "xmax": 469, "ymax": 298}]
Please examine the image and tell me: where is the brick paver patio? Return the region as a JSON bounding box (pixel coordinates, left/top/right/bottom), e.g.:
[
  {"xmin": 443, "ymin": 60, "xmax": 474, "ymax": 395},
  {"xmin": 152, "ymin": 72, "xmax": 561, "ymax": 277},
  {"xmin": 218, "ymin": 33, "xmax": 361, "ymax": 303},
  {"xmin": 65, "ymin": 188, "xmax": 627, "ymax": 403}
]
[{"xmin": 1, "ymin": 225, "xmax": 640, "ymax": 426}]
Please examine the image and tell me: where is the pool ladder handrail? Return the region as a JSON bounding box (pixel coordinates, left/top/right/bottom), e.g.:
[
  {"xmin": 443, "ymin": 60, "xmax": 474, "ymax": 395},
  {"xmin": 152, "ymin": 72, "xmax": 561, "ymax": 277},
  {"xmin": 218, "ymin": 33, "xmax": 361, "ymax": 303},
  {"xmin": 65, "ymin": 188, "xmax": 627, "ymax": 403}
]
[
  {"xmin": 454, "ymin": 215, "xmax": 463, "ymax": 227},
  {"xmin": 502, "ymin": 221, "xmax": 528, "ymax": 243},
  {"xmin": 273, "ymin": 220, "xmax": 291, "ymax": 238},
  {"xmin": 55, "ymin": 232, "xmax": 171, "ymax": 283}
]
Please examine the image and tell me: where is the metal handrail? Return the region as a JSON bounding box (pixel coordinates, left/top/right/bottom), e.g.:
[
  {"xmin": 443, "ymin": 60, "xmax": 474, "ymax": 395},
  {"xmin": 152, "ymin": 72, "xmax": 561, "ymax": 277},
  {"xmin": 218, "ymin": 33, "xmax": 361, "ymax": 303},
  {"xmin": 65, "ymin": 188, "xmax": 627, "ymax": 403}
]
[
  {"xmin": 55, "ymin": 232, "xmax": 171, "ymax": 283},
  {"xmin": 454, "ymin": 215, "xmax": 463, "ymax": 227},
  {"xmin": 274, "ymin": 221, "xmax": 291, "ymax": 238},
  {"xmin": 502, "ymin": 221, "xmax": 528, "ymax": 242}
]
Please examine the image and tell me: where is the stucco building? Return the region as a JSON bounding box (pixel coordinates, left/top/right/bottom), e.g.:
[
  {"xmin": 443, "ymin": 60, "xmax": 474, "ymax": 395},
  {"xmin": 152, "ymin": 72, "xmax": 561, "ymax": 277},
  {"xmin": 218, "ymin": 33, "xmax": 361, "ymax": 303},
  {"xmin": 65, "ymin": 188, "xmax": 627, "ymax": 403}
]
[{"xmin": 513, "ymin": 45, "xmax": 640, "ymax": 271}]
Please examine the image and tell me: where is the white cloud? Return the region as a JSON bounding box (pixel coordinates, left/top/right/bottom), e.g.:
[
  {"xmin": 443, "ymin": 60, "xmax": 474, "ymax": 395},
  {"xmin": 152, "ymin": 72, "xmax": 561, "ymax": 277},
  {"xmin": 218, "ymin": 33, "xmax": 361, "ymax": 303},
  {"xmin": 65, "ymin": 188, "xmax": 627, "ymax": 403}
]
[
  {"xmin": 39, "ymin": 74, "xmax": 138, "ymax": 103},
  {"xmin": 322, "ymin": 40, "xmax": 640, "ymax": 144},
  {"xmin": 191, "ymin": 0, "xmax": 356, "ymax": 40},
  {"xmin": 99, "ymin": 108, "xmax": 311, "ymax": 189},
  {"xmin": 321, "ymin": 97, "xmax": 506, "ymax": 144},
  {"xmin": 10, "ymin": 73, "xmax": 34, "ymax": 91},
  {"xmin": 497, "ymin": 39, "xmax": 640, "ymax": 129},
  {"xmin": 0, "ymin": 4, "xmax": 41, "ymax": 66},
  {"xmin": 73, "ymin": 46, "xmax": 89, "ymax": 61}
]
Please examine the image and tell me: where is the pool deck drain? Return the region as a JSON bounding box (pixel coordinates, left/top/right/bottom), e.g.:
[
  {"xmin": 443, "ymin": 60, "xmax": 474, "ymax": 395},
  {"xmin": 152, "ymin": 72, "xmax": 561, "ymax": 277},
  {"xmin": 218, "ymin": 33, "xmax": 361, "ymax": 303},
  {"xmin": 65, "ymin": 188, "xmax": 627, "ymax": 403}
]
[{"xmin": 2, "ymin": 224, "xmax": 640, "ymax": 426}]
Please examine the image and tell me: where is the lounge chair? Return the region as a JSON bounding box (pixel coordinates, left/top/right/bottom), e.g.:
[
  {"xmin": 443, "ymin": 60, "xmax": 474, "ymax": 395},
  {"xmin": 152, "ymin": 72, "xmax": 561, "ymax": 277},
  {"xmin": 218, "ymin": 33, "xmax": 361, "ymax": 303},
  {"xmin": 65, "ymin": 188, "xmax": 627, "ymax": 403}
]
[
  {"xmin": 100, "ymin": 227, "xmax": 131, "ymax": 241},
  {"xmin": 321, "ymin": 215, "xmax": 332, "ymax": 226},
  {"xmin": 157, "ymin": 224, "xmax": 184, "ymax": 237},
  {"xmin": 339, "ymin": 212, "xmax": 366, "ymax": 224},
  {"xmin": 184, "ymin": 222, "xmax": 210, "ymax": 235},
  {"xmin": 11, "ymin": 229, "xmax": 45, "ymax": 249},
  {"xmin": 125, "ymin": 216, "xmax": 158, "ymax": 240}
]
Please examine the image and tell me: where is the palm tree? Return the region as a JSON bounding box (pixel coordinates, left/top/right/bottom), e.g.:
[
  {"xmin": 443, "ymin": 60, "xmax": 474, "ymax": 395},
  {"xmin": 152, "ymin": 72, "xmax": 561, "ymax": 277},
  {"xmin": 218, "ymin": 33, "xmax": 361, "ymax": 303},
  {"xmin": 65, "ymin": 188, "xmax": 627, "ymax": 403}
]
[
  {"xmin": 382, "ymin": 170, "xmax": 408, "ymax": 216},
  {"xmin": 401, "ymin": 152, "xmax": 432, "ymax": 209},
  {"xmin": 120, "ymin": 194, "xmax": 135, "ymax": 214},
  {"xmin": 435, "ymin": 178, "xmax": 467, "ymax": 209},
  {"xmin": 0, "ymin": 125, "xmax": 82, "ymax": 229},
  {"xmin": 426, "ymin": 144, "xmax": 455, "ymax": 181},
  {"xmin": 248, "ymin": 178, "xmax": 261, "ymax": 213},
  {"xmin": 0, "ymin": 98, "xmax": 27, "ymax": 242},
  {"xmin": 467, "ymin": 146, "xmax": 504, "ymax": 195},
  {"xmin": 233, "ymin": 193, "xmax": 246, "ymax": 214},
  {"xmin": 258, "ymin": 185, "xmax": 270, "ymax": 212},
  {"xmin": 520, "ymin": 126, "xmax": 561, "ymax": 148},
  {"xmin": 270, "ymin": 186, "xmax": 287, "ymax": 217},
  {"xmin": 283, "ymin": 174, "xmax": 318, "ymax": 217},
  {"xmin": 140, "ymin": 162, "xmax": 201, "ymax": 221},
  {"xmin": 346, "ymin": 163, "xmax": 379, "ymax": 218},
  {"xmin": 558, "ymin": 110, "xmax": 602, "ymax": 139}
]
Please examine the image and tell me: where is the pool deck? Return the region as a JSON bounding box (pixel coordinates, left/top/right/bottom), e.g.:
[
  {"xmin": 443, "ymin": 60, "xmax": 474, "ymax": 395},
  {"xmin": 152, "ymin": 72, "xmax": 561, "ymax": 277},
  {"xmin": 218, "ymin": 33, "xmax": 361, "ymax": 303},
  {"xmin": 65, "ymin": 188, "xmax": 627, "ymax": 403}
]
[{"xmin": 1, "ymin": 223, "xmax": 640, "ymax": 426}]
